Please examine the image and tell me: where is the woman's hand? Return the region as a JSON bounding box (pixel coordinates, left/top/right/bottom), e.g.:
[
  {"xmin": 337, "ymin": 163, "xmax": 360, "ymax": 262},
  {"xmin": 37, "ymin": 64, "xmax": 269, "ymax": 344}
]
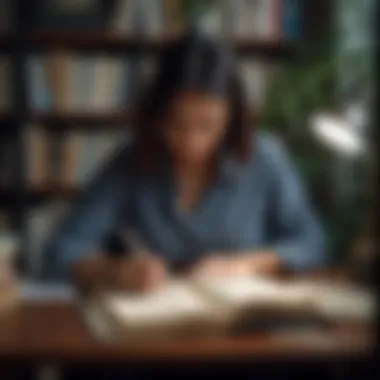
[
  {"xmin": 72, "ymin": 253, "xmax": 168, "ymax": 294},
  {"xmin": 108, "ymin": 254, "xmax": 168, "ymax": 293},
  {"xmin": 187, "ymin": 251, "xmax": 281, "ymax": 280}
]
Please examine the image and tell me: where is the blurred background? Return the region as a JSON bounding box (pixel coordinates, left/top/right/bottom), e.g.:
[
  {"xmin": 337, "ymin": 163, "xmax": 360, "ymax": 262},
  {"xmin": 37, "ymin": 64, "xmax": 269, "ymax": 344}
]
[{"xmin": 0, "ymin": 0, "xmax": 376, "ymax": 281}]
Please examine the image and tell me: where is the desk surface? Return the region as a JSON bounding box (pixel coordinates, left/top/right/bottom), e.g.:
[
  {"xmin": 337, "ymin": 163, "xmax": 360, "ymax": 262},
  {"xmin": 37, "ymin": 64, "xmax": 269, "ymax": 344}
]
[{"xmin": 0, "ymin": 300, "xmax": 373, "ymax": 364}]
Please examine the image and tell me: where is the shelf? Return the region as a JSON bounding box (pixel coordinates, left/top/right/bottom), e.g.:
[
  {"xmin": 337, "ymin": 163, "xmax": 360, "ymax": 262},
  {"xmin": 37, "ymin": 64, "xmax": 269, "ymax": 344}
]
[
  {"xmin": 26, "ymin": 30, "xmax": 296, "ymax": 58},
  {"xmin": 0, "ymin": 33, "xmax": 13, "ymax": 51},
  {"xmin": 28, "ymin": 187, "xmax": 81, "ymax": 202},
  {"xmin": 31, "ymin": 111, "xmax": 131, "ymax": 128},
  {"xmin": 0, "ymin": 113, "xmax": 13, "ymax": 124},
  {"xmin": 0, "ymin": 187, "xmax": 81, "ymax": 206}
]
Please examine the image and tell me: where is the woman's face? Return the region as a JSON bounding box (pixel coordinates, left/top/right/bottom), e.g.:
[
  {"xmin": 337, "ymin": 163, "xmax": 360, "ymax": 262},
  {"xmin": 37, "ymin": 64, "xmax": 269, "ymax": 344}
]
[{"xmin": 162, "ymin": 91, "xmax": 230, "ymax": 166}]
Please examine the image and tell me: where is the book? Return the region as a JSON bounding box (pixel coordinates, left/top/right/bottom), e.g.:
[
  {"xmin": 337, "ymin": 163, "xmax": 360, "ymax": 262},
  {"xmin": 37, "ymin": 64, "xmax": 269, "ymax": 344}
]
[
  {"xmin": 230, "ymin": 0, "xmax": 287, "ymax": 40},
  {"xmin": 0, "ymin": 56, "xmax": 12, "ymax": 112},
  {"xmin": 60, "ymin": 131, "xmax": 86, "ymax": 187},
  {"xmin": 254, "ymin": 0, "xmax": 279, "ymax": 40},
  {"xmin": 162, "ymin": 0, "xmax": 185, "ymax": 36},
  {"xmin": 139, "ymin": 0, "xmax": 164, "ymax": 37},
  {"xmin": 139, "ymin": 57, "xmax": 157, "ymax": 89},
  {"xmin": 0, "ymin": 0, "xmax": 13, "ymax": 34},
  {"xmin": 282, "ymin": 0, "xmax": 301, "ymax": 39},
  {"xmin": 24, "ymin": 125, "xmax": 51, "ymax": 189},
  {"xmin": 90, "ymin": 56, "xmax": 121, "ymax": 112},
  {"xmin": 26, "ymin": 55, "xmax": 52, "ymax": 112},
  {"xmin": 232, "ymin": 0, "xmax": 263, "ymax": 39},
  {"xmin": 82, "ymin": 275, "xmax": 375, "ymax": 342},
  {"xmin": 239, "ymin": 60, "xmax": 280, "ymax": 112},
  {"xmin": 115, "ymin": 58, "xmax": 131, "ymax": 109},
  {"xmin": 240, "ymin": 60, "xmax": 266, "ymax": 111},
  {"xmin": 46, "ymin": 51, "xmax": 71, "ymax": 112},
  {"xmin": 0, "ymin": 135, "xmax": 17, "ymax": 189},
  {"xmin": 109, "ymin": 0, "xmax": 135, "ymax": 36}
]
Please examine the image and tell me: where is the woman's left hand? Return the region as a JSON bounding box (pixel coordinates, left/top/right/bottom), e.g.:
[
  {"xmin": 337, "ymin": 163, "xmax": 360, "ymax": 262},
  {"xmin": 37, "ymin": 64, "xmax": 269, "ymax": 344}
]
[{"xmin": 187, "ymin": 251, "xmax": 281, "ymax": 280}]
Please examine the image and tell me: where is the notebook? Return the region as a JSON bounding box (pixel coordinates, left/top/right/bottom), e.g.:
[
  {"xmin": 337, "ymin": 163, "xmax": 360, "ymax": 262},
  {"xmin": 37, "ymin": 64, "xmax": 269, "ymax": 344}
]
[{"xmin": 81, "ymin": 275, "xmax": 375, "ymax": 342}]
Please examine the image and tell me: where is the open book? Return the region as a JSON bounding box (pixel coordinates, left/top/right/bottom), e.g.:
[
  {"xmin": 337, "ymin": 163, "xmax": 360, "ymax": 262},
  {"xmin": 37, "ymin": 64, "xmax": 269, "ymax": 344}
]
[{"xmin": 82, "ymin": 275, "xmax": 375, "ymax": 342}]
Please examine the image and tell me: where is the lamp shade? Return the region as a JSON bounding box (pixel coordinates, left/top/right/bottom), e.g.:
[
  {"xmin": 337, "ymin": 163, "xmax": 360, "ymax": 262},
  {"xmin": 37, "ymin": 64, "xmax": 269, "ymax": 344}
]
[{"xmin": 310, "ymin": 112, "xmax": 366, "ymax": 157}]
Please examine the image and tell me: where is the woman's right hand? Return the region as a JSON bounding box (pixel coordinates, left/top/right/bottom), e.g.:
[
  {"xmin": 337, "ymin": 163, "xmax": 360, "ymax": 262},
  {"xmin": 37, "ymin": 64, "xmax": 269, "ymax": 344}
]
[
  {"xmin": 72, "ymin": 254, "xmax": 168, "ymax": 294},
  {"xmin": 108, "ymin": 254, "xmax": 168, "ymax": 293}
]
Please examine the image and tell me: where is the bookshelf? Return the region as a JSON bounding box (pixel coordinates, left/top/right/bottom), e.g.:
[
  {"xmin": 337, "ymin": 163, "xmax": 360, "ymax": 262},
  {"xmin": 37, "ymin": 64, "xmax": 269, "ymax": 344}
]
[
  {"xmin": 0, "ymin": 0, "xmax": 332, "ymax": 277},
  {"xmin": 27, "ymin": 30, "xmax": 296, "ymax": 57}
]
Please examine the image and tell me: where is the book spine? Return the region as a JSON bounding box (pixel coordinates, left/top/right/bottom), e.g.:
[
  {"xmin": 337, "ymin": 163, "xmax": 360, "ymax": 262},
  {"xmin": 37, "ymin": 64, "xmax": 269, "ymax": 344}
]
[
  {"xmin": 46, "ymin": 51, "xmax": 71, "ymax": 112},
  {"xmin": 0, "ymin": 57, "xmax": 11, "ymax": 112},
  {"xmin": 118, "ymin": 58, "xmax": 130, "ymax": 109},
  {"xmin": 272, "ymin": 0, "xmax": 284, "ymax": 39},
  {"xmin": 26, "ymin": 56, "xmax": 51, "ymax": 112},
  {"xmin": 24, "ymin": 125, "xmax": 49, "ymax": 189},
  {"xmin": 139, "ymin": 0, "xmax": 163, "ymax": 37},
  {"xmin": 91, "ymin": 57, "xmax": 115, "ymax": 112},
  {"xmin": 76, "ymin": 133, "xmax": 95, "ymax": 186},
  {"xmin": 60, "ymin": 131, "xmax": 84, "ymax": 187},
  {"xmin": 0, "ymin": 0, "xmax": 13, "ymax": 34},
  {"xmin": 163, "ymin": 0, "xmax": 183, "ymax": 36},
  {"xmin": 282, "ymin": 0, "xmax": 301, "ymax": 39},
  {"xmin": 109, "ymin": 0, "xmax": 135, "ymax": 35},
  {"xmin": 0, "ymin": 136, "xmax": 15, "ymax": 189},
  {"xmin": 67, "ymin": 56, "xmax": 77, "ymax": 112}
]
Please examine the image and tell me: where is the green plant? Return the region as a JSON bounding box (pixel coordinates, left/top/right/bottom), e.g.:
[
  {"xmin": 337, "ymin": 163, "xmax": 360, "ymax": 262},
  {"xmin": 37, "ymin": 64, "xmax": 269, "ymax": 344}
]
[{"xmin": 260, "ymin": 39, "xmax": 370, "ymax": 261}]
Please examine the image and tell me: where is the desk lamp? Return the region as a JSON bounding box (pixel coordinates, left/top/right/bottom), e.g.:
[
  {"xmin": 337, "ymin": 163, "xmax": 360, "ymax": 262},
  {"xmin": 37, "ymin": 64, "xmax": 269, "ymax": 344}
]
[{"xmin": 309, "ymin": 86, "xmax": 376, "ymax": 285}]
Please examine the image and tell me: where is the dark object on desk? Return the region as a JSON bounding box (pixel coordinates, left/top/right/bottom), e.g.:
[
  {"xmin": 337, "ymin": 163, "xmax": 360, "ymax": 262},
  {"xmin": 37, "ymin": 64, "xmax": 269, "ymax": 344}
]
[
  {"xmin": 349, "ymin": 238, "xmax": 377, "ymax": 287},
  {"xmin": 231, "ymin": 307, "xmax": 331, "ymax": 335}
]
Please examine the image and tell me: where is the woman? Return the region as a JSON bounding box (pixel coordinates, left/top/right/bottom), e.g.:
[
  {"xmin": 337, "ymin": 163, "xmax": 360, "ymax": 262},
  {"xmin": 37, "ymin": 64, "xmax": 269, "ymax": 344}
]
[{"xmin": 43, "ymin": 31, "xmax": 326, "ymax": 291}]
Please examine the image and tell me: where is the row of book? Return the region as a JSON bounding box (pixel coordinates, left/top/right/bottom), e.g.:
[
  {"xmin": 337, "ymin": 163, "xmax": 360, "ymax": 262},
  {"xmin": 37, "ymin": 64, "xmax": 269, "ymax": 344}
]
[
  {"xmin": 0, "ymin": 127, "xmax": 127, "ymax": 190},
  {"xmin": 24, "ymin": 126, "xmax": 128, "ymax": 190},
  {"xmin": 0, "ymin": 0, "xmax": 302, "ymax": 40},
  {"xmin": 1, "ymin": 54, "xmax": 278, "ymax": 114}
]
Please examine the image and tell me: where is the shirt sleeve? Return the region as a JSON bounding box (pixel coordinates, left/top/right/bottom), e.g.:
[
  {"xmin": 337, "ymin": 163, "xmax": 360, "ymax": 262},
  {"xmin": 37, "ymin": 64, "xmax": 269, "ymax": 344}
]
[
  {"xmin": 42, "ymin": 146, "xmax": 133, "ymax": 281},
  {"xmin": 262, "ymin": 136, "xmax": 327, "ymax": 271}
]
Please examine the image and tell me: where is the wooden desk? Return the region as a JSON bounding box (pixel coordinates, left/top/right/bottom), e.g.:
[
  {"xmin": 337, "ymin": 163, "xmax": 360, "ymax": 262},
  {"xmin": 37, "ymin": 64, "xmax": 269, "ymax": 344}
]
[{"xmin": 0, "ymin": 301, "xmax": 373, "ymax": 365}]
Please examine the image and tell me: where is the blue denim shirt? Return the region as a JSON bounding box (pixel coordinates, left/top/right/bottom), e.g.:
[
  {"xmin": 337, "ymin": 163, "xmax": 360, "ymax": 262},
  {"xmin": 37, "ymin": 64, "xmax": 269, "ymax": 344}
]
[{"xmin": 43, "ymin": 132, "xmax": 326, "ymax": 280}]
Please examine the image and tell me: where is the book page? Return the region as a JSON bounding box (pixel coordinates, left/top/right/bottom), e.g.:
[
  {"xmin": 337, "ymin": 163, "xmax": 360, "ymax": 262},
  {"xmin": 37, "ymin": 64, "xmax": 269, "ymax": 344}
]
[
  {"xmin": 99, "ymin": 280, "xmax": 218, "ymax": 327},
  {"xmin": 292, "ymin": 280, "xmax": 375, "ymax": 323},
  {"xmin": 197, "ymin": 275, "xmax": 312, "ymax": 308}
]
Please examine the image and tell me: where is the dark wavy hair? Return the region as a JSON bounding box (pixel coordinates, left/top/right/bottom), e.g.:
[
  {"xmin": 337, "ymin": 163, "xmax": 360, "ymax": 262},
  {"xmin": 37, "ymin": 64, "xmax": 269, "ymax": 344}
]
[{"xmin": 131, "ymin": 31, "xmax": 252, "ymax": 171}]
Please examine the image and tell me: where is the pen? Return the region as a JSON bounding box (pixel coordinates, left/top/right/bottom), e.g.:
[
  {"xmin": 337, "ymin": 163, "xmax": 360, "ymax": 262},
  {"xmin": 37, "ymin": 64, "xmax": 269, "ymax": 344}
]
[{"xmin": 119, "ymin": 228, "xmax": 149, "ymax": 258}]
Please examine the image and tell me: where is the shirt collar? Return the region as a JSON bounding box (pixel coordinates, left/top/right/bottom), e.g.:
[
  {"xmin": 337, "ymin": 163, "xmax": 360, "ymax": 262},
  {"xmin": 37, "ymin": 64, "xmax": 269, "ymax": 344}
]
[{"xmin": 218, "ymin": 152, "xmax": 246, "ymax": 184}]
